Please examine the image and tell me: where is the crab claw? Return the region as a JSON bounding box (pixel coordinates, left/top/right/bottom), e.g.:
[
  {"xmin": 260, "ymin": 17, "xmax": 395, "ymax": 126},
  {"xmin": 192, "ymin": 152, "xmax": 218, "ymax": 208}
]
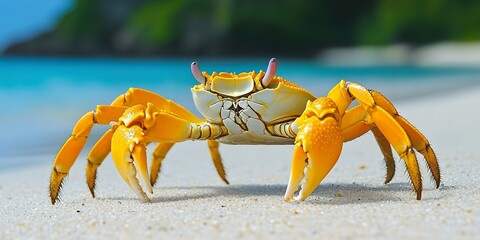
[
  {"xmin": 284, "ymin": 98, "xmax": 343, "ymax": 201},
  {"xmin": 111, "ymin": 125, "xmax": 152, "ymax": 202}
]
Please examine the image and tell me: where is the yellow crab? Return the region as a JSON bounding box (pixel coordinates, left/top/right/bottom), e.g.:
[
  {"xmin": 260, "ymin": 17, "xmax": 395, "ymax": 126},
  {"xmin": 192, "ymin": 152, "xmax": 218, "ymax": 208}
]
[{"xmin": 49, "ymin": 58, "xmax": 440, "ymax": 204}]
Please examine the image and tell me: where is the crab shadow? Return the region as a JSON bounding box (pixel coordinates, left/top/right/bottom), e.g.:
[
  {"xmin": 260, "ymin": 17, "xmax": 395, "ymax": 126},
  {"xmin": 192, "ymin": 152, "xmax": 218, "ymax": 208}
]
[{"xmin": 129, "ymin": 181, "xmax": 447, "ymax": 205}]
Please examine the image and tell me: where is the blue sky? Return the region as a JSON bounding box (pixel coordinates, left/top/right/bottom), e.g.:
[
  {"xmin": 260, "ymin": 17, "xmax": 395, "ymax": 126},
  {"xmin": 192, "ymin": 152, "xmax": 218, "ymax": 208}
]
[{"xmin": 0, "ymin": 0, "xmax": 72, "ymax": 52}]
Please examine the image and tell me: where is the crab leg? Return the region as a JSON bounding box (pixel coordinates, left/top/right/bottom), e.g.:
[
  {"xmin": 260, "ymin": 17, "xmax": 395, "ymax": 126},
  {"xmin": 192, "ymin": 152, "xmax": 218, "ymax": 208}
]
[
  {"xmin": 366, "ymin": 105, "xmax": 423, "ymax": 199},
  {"xmin": 86, "ymin": 88, "xmax": 228, "ymax": 197},
  {"xmin": 341, "ymin": 105, "xmax": 396, "ymax": 184},
  {"xmin": 341, "ymin": 105, "xmax": 370, "ymax": 141},
  {"xmin": 149, "ymin": 142, "xmax": 174, "ymax": 186},
  {"xmin": 284, "ymin": 98, "xmax": 343, "ymax": 201},
  {"xmin": 371, "ymin": 127, "xmax": 396, "ymax": 184},
  {"xmin": 207, "ymin": 140, "xmax": 229, "ymax": 184},
  {"xmin": 86, "ymin": 88, "xmax": 197, "ymax": 192},
  {"xmin": 87, "ymin": 131, "xmax": 175, "ymax": 190},
  {"xmin": 370, "ymin": 90, "xmax": 440, "ymax": 187},
  {"xmin": 149, "ymin": 140, "xmax": 228, "ymax": 187},
  {"xmin": 86, "ymin": 128, "xmax": 114, "ymax": 197},
  {"xmin": 108, "ymin": 103, "xmax": 226, "ymax": 202},
  {"xmin": 329, "ymin": 80, "xmax": 437, "ymax": 200},
  {"xmin": 111, "ymin": 88, "xmax": 201, "ymax": 123},
  {"xmin": 50, "ymin": 105, "xmax": 128, "ymax": 204},
  {"xmin": 85, "ymin": 88, "xmax": 228, "ymax": 197},
  {"xmin": 341, "ymin": 88, "xmax": 440, "ymax": 189},
  {"xmin": 286, "ymin": 80, "xmax": 439, "ymax": 201}
]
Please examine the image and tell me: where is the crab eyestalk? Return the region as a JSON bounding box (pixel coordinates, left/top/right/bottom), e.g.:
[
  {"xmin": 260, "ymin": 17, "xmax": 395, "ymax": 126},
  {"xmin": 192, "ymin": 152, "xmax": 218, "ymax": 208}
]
[
  {"xmin": 261, "ymin": 58, "xmax": 278, "ymax": 87},
  {"xmin": 191, "ymin": 62, "xmax": 206, "ymax": 84}
]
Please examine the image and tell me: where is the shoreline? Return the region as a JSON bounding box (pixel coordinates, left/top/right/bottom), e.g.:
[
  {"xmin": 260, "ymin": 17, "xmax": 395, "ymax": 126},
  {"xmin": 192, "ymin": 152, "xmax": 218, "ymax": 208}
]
[{"xmin": 317, "ymin": 42, "xmax": 480, "ymax": 67}]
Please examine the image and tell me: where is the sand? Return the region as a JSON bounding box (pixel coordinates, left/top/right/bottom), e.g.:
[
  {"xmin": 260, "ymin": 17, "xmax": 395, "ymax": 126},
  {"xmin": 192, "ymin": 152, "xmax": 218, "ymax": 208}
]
[{"xmin": 1, "ymin": 86, "xmax": 479, "ymax": 240}]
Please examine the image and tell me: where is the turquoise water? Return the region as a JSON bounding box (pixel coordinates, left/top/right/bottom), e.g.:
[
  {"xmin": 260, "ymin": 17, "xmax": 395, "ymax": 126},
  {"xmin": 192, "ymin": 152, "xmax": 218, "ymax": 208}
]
[{"xmin": 1, "ymin": 57, "xmax": 480, "ymax": 169}]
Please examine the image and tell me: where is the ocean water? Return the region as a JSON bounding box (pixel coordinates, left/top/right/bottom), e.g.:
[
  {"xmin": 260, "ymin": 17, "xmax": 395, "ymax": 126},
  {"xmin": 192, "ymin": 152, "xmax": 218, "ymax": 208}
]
[{"xmin": 1, "ymin": 57, "xmax": 479, "ymax": 169}]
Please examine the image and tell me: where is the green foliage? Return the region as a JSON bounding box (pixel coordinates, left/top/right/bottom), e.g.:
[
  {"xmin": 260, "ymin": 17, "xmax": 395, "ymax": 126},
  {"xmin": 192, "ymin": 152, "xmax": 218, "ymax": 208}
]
[
  {"xmin": 49, "ymin": 0, "xmax": 480, "ymax": 55},
  {"xmin": 56, "ymin": 0, "xmax": 104, "ymax": 38},
  {"xmin": 128, "ymin": 0, "xmax": 190, "ymax": 45},
  {"xmin": 358, "ymin": 0, "xmax": 480, "ymax": 45}
]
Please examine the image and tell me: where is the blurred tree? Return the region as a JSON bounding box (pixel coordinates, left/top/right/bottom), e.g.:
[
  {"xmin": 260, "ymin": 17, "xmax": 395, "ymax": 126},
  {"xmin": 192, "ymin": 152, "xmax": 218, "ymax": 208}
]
[
  {"xmin": 4, "ymin": 0, "xmax": 480, "ymax": 57},
  {"xmin": 358, "ymin": 0, "xmax": 480, "ymax": 45},
  {"xmin": 57, "ymin": 0, "xmax": 102, "ymax": 37}
]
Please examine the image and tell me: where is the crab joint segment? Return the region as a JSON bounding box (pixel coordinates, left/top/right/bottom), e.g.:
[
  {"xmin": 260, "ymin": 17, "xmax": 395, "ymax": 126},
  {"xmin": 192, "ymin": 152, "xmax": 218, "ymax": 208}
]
[
  {"xmin": 51, "ymin": 88, "xmax": 229, "ymax": 203},
  {"xmin": 49, "ymin": 105, "xmax": 128, "ymax": 204},
  {"xmin": 341, "ymin": 105, "xmax": 396, "ymax": 184},
  {"xmin": 371, "ymin": 88, "xmax": 440, "ymax": 187},
  {"xmin": 327, "ymin": 80, "xmax": 440, "ymax": 200},
  {"xmin": 107, "ymin": 103, "xmax": 227, "ymax": 202},
  {"xmin": 284, "ymin": 98, "xmax": 343, "ymax": 201}
]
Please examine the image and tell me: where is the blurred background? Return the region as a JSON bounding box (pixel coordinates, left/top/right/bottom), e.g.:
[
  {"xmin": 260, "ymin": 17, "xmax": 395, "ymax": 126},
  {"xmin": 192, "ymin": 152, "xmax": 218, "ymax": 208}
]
[
  {"xmin": 1, "ymin": 0, "xmax": 480, "ymax": 168},
  {"xmin": 3, "ymin": 0, "xmax": 480, "ymax": 60}
]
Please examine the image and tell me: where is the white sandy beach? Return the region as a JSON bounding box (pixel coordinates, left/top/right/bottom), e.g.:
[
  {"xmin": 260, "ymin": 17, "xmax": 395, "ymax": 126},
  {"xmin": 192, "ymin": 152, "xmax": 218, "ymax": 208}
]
[{"xmin": 1, "ymin": 85, "xmax": 479, "ymax": 239}]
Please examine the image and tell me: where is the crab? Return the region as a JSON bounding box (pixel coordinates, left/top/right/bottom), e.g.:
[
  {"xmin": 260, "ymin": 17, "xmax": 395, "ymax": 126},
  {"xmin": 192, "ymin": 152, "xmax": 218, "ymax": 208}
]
[{"xmin": 49, "ymin": 58, "xmax": 440, "ymax": 204}]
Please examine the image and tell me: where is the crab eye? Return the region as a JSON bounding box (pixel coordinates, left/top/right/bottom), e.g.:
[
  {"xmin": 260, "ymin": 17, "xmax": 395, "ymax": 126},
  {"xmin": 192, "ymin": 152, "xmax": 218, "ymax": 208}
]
[
  {"xmin": 191, "ymin": 62, "xmax": 206, "ymax": 84},
  {"xmin": 261, "ymin": 58, "xmax": 278, "ymax": 87}
]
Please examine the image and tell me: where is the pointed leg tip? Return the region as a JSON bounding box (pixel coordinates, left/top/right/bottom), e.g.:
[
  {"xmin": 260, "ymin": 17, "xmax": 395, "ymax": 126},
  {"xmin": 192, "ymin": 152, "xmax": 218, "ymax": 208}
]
[
  {"xmin": 89, "ymin": 188, "xmax": 96, "ymax": 199},
  {"xmin": 86, "ymin": 161, "xmax": 99, "ymax": 199},
  {"xmin": 86, "ymin": 178, "xmax": 96, "ymax": 199},
  {"xmin": 435, "ymin": 178, "xmax": 441, "ymax": 189},
  {"xmin": 384, "ymin": 174, "xmax": 393, "ymax": 185},
  {"xmin": 416, "ymin": 193, "xmax": 422, "ymax": 200},
  {"xmin": 223, "ymin": 178, "xmax": 230, "ymax": 185},
  {"xmin": 414, "ymin": 187, "xmax": 422, "ymax": 200},
  {"xmin": 49, "ymin": 169, "xmax": 67, "ymax": 205},
  {"xmin": 49, "ymin": 187, "xmax": 59, "ymax": 205},
  {"xmin": 50, "ymin": 195, "xmax": 58, "ymax": 205},
  {"xmin": 150, "ymin": 173, "xmax": 159, "ymax": 187},
  {"xmin": 150, "ymin": 179, "xmax": 157, "ymax": 188}
]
